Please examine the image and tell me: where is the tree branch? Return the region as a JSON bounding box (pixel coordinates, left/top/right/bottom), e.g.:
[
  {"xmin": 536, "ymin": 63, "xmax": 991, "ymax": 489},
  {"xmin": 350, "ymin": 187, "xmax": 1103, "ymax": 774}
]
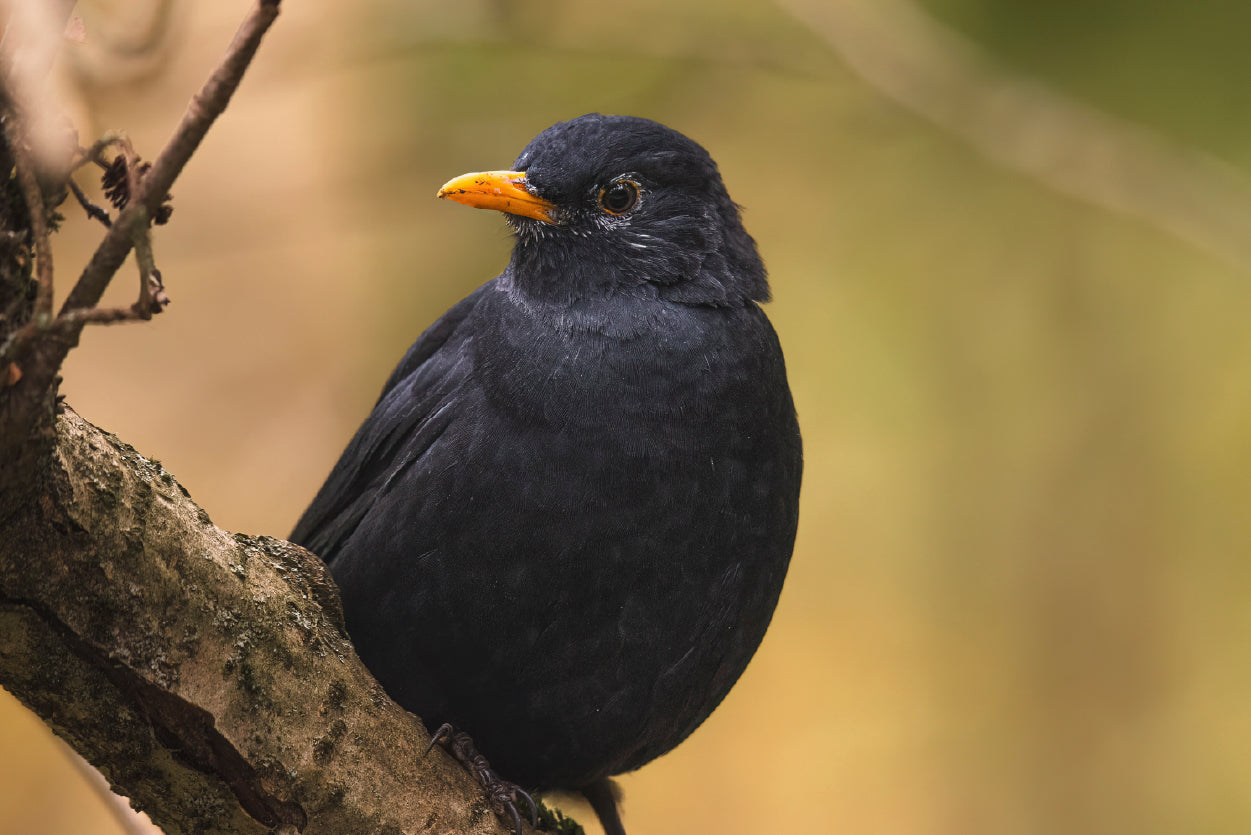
[{"xmin": 0, "ymin": 404, "xmax": 527, "ymax": 835}]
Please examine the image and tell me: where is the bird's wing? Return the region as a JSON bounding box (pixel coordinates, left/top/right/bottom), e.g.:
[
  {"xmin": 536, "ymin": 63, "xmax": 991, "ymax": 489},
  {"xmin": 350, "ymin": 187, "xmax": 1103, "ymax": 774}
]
[{"xmin": 289, "ymin": 281, "xmax": 490, "ymax": 561}]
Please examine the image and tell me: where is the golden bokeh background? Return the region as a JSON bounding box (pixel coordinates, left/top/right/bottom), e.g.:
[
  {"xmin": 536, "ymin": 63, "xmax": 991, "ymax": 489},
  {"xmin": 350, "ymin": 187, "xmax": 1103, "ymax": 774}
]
[{"xmin": 4, "ymin": 0, "xmax": 1251, "ymax": 832}]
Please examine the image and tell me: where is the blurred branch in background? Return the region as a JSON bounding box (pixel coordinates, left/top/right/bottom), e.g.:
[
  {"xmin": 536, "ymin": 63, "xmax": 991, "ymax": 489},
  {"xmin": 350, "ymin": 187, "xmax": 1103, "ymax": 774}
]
[
  {"xmin": 67, "ymin": 0, "xmax": 181, "ymax": 87},
  {"xmin": 778, "ymin": 0, "xmax": 1251, "ymax": 273}
]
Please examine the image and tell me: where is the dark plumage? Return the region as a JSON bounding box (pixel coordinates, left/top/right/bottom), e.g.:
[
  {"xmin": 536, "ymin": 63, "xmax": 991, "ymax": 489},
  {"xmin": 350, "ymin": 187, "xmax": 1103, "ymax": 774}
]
[{"xmin": 292, "ymin": 114, "xmax": 801, "ymax": 833}]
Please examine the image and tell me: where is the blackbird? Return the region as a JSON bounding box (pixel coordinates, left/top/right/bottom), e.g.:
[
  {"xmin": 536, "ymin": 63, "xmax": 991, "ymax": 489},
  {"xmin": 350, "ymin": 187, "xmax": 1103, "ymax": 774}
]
[{"xmin": 291, "ymin": 113, "xmax": 802, "ymax": 834}]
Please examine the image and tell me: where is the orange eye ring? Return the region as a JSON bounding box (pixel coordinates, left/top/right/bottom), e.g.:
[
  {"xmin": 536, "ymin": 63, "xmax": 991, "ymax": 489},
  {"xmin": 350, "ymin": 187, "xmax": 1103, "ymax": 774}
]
[{"xmin": 598, "ymin": 178, "xmax": 641, "ymax": 215}]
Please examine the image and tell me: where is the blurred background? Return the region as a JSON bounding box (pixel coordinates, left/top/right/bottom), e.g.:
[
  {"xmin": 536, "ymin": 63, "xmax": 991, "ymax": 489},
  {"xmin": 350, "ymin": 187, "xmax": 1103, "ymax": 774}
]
[{"xmin": 4, "ymin": 0, "xmax": 1251, "ymax": 832}]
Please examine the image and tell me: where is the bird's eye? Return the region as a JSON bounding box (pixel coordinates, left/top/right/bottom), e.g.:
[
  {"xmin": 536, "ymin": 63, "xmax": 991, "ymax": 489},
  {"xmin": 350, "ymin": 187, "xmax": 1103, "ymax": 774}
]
[{"xmin": 598, "ymin": 179, "xmax": 640, "ymax": 216}]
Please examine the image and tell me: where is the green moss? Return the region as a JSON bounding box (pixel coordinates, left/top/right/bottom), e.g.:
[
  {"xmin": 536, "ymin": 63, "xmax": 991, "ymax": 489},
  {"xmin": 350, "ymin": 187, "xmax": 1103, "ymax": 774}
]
[{"xmin": 534, "ymin": 798, "xmax": 585, "ymax": 835}]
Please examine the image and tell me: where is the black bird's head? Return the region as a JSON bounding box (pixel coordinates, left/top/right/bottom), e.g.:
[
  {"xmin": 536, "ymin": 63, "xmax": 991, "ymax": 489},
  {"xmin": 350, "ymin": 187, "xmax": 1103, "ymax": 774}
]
[{"xmin": 437, "ymin": 114, "xmax": 768, "ymax": 307}]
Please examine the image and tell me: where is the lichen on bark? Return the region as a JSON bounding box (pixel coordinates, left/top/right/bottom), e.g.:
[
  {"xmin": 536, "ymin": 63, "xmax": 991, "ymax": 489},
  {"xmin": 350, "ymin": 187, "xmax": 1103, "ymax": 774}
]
[{"xmin": 0, "ymin": 405, "xmax": 525, "ymax": 834}]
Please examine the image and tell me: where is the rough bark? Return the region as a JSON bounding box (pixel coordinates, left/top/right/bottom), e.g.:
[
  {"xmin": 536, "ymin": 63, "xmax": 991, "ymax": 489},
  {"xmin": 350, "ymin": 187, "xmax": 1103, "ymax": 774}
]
[{"xmin": 0, "ymin": 403, "xmax": 528, "ymax": 834}]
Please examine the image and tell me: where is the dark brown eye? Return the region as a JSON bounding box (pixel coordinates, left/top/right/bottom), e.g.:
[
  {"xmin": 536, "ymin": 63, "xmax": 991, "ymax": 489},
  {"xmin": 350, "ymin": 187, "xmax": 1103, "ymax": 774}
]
[{"xmin": 598, "ymin": 179, "xmax": 640, "ymax": 215}]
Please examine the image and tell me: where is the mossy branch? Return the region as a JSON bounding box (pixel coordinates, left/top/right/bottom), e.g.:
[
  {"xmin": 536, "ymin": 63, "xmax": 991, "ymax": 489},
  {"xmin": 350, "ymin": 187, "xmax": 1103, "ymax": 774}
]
[{"xmin": 0, "ymin": 404, "xmax": 530, "ymax": 834}]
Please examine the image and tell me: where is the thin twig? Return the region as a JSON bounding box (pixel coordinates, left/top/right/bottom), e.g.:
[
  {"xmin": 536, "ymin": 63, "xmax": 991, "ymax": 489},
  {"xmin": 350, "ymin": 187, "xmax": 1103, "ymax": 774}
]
[
  {"xmin": 72, "ymin": 132, "xmax": 124, "ymax": 171},
  {"xmin": 129, "ymin": 206, "xmax": 167, "ymax": 316},
  {"xmin": 3, "ymin": 304, "xmax": 151, "ymax": 347},
  {"xmin": 68, "ymin": 178, "xmax": 112, "ymax": 227},
  {"xmin": 57, "ymin": 305, "xmax": 152, "ymax": 327},
  {"xmin": 0, "ymin": 0, "xmax": 281, "ymax": 429},
  {"xmin": 111, "ymin": 138, "xmax": 161, "ymax": 314},
  {"xmin": 2, "ymin": 120, "xmax": 54, "ymax": 320},
  {"xmin": 61, "ymin": 0, "xmax": 283, "ymax": 316},
  {"xmin": 0, "ymin": 0, "xmax": 78, "ymax": 327}
]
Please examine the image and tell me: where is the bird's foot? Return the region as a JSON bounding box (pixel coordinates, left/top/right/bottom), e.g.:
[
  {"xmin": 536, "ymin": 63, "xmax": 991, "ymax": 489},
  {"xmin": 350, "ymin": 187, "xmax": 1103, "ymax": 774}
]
[{"xmin": 426, "ymin": 723, "xmax": 538, "ymax": 834}]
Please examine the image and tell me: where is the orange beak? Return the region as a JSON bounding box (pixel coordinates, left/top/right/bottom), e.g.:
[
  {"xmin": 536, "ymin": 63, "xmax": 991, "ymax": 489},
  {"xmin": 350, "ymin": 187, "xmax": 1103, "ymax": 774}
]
[{"xmin": 436, "ymin": 170, "xmax": 558, "ymax": 224}]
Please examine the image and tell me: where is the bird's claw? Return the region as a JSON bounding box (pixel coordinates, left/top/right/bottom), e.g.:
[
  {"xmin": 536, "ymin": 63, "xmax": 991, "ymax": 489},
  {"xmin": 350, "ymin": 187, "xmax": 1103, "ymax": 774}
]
[
  {"xmin": 423, "ymin": 721, "xmax": 453, "ymax": 756},
  {"xmin": 426, "ymin": 722, "xmax": 537, "ymax": 834}
]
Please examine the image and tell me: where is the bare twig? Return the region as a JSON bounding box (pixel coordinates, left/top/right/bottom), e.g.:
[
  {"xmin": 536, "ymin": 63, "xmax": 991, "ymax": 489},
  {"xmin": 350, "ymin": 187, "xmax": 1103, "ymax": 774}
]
[
  {"xmin": 0, "ymin": 204, "xmax": 165, "ymax": 367},
  {"xmin": 102, "ymin": 137, "xmax": 166, "ymax": 315},
  {"xmin": 62, "ymin": 0, "xmax": 282, "ymax": 315},
  {"xmin": 68, "ymin": 178, "xmax": 112, "ymax": 227},
  {"xmin": 0, "ymin": 0, "xmax": 79, "ymax": 326},
  {"xmin": 2, "ymin": 119, "xmax": 54, "ymax": 320},
  {"xmin": 57, "ymin": 305, "xmax": 151, "ymax": 327},
  {"xmin": 0, "ymin": 0, "xmax": 281, "ymax": 459},
  {"xmin": 777, "ymin": 0, "xmax": 1251, "ymax": 273},
  {"xmin": 72, "ymin": 132, "xmax": 124, "ymax": 171},
  {"xmin": 0, "ymin": 0, "xmax": 279, "ymax": 406},
  {"xmin": 2, "ymin": 302, "xmax": 156, "ymax": 360},
  {"xmin": 129, "ymin": 206, "xmax": 167, "ymax": 316}
]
